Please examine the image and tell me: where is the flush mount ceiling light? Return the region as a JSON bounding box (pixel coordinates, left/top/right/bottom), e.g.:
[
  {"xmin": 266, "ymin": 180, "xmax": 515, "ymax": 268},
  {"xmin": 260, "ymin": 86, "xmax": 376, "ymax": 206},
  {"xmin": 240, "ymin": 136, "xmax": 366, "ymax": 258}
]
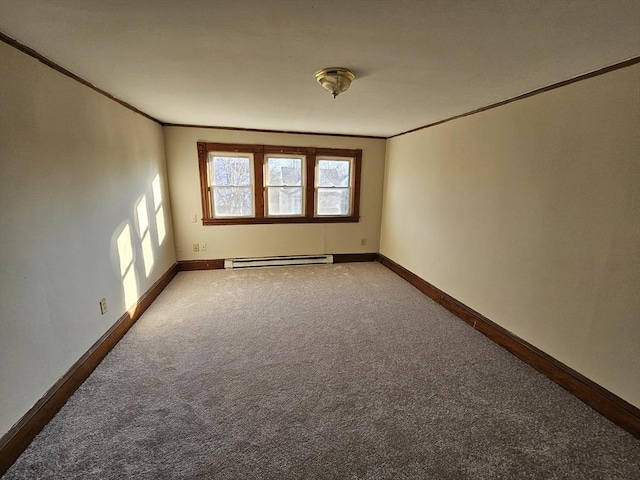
[{"xmin": 315, "ymin": 67, "xmax": 356, "ymax": 98}]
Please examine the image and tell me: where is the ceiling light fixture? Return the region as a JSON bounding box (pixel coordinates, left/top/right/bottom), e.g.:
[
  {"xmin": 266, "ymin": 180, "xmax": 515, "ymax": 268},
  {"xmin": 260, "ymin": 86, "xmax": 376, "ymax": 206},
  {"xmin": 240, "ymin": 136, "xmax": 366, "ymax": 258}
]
[{"xmin": 315, "ymin": 67, "xmax": 356, "ymax": 98}]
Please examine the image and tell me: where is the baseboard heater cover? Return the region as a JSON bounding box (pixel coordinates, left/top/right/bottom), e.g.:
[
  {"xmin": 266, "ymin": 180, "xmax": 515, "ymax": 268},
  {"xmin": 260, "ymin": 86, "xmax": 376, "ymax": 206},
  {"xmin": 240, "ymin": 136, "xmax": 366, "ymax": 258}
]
[{"xmin": 224, "ymin": 255, "xmax": 334, "ymax": 269}]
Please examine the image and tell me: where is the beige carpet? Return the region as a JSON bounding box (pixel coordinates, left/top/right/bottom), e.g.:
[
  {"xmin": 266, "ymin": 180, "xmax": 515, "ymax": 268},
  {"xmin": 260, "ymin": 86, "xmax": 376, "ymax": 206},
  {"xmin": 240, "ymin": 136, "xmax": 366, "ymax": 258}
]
[{"xmin": 4, "ymin": 262, "xmax": 639, "ymax": 479}]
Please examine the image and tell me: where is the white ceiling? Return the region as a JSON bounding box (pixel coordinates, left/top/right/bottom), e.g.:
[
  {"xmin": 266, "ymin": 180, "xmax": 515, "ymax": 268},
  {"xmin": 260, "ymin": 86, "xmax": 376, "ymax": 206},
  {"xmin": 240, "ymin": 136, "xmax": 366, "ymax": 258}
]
[{"xmin": 1, "ymin": 0, "xmax": 639, "ymax": 137}]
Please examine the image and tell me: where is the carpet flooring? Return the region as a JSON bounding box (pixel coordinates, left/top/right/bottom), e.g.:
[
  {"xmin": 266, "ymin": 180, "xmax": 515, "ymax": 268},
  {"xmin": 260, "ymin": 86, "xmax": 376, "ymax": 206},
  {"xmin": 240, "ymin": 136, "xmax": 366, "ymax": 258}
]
[{"xmin": 3, "ymin": 262, "xmax": 639, "ymax": 479}]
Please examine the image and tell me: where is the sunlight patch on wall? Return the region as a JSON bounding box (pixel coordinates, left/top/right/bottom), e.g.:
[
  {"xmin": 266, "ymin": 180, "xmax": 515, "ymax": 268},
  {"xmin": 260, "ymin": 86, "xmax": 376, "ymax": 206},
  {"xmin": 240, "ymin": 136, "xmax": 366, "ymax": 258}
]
[
  {"xmin": 152, "ymin": 174, "xmax": 167, "ymax": 245},
  {"xmin": 152, "ymin": 174, "xmax": 162, "ymax": 210},
  {"xmin": 155, "ymin": 205, "xmax": 167, "ymax": 245},
  {"xmin": 116, "ymin": 223, "xmax": 138, "ymax": 311},
  {"xmin": 136, "ymin": 196, "xmax": 155, "ymax": 277}
]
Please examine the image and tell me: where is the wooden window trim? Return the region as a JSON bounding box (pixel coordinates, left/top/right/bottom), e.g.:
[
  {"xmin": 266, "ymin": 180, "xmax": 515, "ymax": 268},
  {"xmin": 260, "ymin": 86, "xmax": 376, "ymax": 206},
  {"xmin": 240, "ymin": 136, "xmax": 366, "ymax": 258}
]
[{"xmin": 197, "ymin": 142, "xmax": 361, "ymax": 225}]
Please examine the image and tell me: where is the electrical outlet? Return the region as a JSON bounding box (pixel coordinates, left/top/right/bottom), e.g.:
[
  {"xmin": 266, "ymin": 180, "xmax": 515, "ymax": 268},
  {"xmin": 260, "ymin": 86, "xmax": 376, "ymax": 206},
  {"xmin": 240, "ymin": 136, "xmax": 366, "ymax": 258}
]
[
  {"xmin": 192, "ymin": 243, "xmax": 199, "ymax": 252},
  {"xmin": 200, "ymin": 243, "xmax": 207, "ymax": 251},
  {"xmin": 360, "ymin": 237, "xmax": 367, "ymax": 246},
  {"xmin": 99, "ymin": 298, "xmax": 107, "ymax": 315}
]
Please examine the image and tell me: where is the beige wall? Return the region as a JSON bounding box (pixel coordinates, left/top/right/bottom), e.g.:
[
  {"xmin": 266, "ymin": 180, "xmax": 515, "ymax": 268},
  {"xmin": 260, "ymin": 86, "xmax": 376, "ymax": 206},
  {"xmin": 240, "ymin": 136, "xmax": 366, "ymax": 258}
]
[
  {"xmin": 164, "ymin": 127, "xmax": 386, "ymax": 260},
  {"xmin": 0, "ymin": 42, "xmax": 176, "ymax": 437},
  {"xmin": 380, "ymin": 64, "xmax": 640, "ymax": 407}
]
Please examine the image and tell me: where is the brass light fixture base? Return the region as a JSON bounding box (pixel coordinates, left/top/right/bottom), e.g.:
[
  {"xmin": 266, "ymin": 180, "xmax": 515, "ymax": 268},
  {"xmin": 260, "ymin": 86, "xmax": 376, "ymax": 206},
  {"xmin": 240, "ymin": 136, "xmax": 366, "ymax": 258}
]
[{"xmin": 315, "ymin": 68, "xmax": 356, "ymax": 98}]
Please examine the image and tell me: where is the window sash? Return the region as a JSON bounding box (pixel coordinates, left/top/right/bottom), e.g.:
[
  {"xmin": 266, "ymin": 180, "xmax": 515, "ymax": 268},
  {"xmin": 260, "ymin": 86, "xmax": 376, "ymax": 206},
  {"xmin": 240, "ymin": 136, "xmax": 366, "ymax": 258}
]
[
  {"xmin": 210, "ymin": 186, "xmax": 254, "ymax": 217},
  {"xmin": 265, "ymin": 186, "xmax": 304, "ymax": 217},
  {"xmin": 265, "ymin": 155, "xmax": 305, "ymax": 216},
  {"xmin": 208, "ymin": 153, "xmax": 255, "ymax": 218},
  {"xmin": 315, "ymin": 157, "xmax": 353, "ymax": 216},
  {"xmin": 264, "ymin": 156, "xmax": 304, "ymax": 187}
]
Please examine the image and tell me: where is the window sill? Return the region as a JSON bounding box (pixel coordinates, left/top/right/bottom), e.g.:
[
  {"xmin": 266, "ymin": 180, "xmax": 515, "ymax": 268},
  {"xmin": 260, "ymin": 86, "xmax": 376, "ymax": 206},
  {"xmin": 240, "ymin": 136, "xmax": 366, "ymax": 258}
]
[{"xmin": 202, "ymin": 216, "xmax": 359, "ymax": 225}]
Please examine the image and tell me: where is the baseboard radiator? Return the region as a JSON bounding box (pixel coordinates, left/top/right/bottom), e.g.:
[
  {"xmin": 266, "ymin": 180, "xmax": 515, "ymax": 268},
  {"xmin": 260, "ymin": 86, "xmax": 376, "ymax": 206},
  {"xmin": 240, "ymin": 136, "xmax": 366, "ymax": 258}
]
[{"xmin": 224, "ymin": 255, "xmax": 334, "ymax": 269}]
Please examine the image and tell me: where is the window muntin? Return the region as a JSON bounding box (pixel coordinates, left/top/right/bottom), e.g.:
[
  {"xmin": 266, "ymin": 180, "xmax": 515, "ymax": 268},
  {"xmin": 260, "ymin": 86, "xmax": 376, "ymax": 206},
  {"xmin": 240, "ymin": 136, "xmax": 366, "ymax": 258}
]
[
  {"xmin": 208, "ymin": 153, "xmax": 254, "ymax": 217},
  {"xmin": 265, "ymin": 156, "xmax": 304, "ymax": 216},
  {"xmin": 197, "ymin": 142, "xmax": 361, "ymax": 225},
  {"xmin": 316, "ymin": 158, "xmax": 353, "ymax": 216}
]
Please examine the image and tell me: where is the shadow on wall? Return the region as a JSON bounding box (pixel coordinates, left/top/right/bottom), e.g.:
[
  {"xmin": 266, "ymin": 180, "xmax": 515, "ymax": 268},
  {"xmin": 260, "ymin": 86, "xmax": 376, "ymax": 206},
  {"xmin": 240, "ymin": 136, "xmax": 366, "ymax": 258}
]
[{"xmin": 111, "ymin": 173, "xmax": 168, "ymax": 316}]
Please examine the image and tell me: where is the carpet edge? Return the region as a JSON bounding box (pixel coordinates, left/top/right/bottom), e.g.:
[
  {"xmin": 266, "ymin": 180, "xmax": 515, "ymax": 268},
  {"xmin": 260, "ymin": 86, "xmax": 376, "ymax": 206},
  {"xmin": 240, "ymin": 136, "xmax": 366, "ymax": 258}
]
[
  {"xmin": 377, "ymin": 254, "xmax": 640, "ymax": 438},
  {"xmin": 0, "ymin": 263, "xmax": 179, "ymax": 475}
]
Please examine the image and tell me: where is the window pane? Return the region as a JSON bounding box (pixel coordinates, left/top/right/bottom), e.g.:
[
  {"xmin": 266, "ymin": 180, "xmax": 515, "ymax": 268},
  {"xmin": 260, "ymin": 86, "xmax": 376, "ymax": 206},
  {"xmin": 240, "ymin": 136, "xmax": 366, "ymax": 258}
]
[
  {"xmin": 211, "ymin": 156, "xmax": 251, "ymax": 186},
  {"xmin": 212, "ymin": 186, "xmax": 253, "ymax": 217},
  {"xmin": 267, "ymin": 187, "xmax": 303, "ymax": 216},
  {"xmin": 267, "ymin": 157, "xmax": 302, "ymax": 186},
  {"xmin": 317, "ymin": 159, "xmax": 350, "ymax": 187},
  {"xmin": 316, "ymin": 187, "xmax": 350, "ymax": 216}
]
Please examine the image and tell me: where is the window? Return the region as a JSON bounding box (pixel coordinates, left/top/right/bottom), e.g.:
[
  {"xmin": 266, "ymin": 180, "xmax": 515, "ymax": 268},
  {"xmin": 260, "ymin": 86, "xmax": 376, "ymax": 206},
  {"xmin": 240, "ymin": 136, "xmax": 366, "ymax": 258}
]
[
  {"xmin": 316, "ymin": 157, "xmax": 353, "ymax": 216},
  {"xmin": 197, "ymin": 142, "xmax": 361, "ymax": 225},
  {"xmin": 209, "ymin": 154, "xmax": 254, "ymax": 217},
  {"xmin": 265, "ymin": 155, "xmax": 304, "ymax": 216}
]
